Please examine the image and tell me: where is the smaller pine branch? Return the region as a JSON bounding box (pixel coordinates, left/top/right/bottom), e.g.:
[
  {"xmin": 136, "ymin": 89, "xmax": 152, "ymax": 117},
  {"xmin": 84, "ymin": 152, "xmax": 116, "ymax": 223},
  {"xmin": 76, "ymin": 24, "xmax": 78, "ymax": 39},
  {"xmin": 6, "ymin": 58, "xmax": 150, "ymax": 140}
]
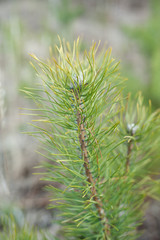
[{"xmin": 126, "ymin": 138, "xmax": 133, "ymax": 173}]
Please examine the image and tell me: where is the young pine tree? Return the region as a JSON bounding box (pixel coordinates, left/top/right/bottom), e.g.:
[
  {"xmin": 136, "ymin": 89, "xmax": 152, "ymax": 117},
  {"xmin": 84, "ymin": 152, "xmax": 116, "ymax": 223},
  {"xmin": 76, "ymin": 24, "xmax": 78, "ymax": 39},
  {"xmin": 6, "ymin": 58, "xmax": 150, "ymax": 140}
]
[{"xmin": 23, "ymin": 38, "xmax": 160, "ymax": 240}]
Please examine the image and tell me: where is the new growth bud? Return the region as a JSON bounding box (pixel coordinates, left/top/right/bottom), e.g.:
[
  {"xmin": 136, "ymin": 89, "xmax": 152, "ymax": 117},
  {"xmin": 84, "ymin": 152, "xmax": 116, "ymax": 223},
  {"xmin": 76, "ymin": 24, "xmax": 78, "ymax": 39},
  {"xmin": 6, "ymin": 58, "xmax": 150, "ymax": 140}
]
[
  {"xmin": 71, "ymin": 72, "xmax": 84, "ymax": 90},
  {"xmin": 127, "ymin": 123, "xmax": 138, "ymax": 135}
]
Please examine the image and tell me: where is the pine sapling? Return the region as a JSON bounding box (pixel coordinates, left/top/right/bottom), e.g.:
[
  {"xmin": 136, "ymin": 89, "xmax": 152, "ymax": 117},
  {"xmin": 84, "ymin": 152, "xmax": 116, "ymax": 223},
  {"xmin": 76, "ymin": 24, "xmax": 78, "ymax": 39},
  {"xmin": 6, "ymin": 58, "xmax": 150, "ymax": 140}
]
[{"xmin": 23, "ymin": 38, "xmax": 160, "ymax": 240}]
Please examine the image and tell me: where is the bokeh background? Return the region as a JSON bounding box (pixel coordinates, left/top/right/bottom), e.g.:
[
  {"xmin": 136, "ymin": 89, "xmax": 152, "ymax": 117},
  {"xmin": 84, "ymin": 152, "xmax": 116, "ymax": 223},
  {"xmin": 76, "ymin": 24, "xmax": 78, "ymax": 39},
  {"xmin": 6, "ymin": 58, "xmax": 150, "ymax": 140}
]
[{"xmin": 0, "ymin": 0, "xmax": 160, "ymax": 239}]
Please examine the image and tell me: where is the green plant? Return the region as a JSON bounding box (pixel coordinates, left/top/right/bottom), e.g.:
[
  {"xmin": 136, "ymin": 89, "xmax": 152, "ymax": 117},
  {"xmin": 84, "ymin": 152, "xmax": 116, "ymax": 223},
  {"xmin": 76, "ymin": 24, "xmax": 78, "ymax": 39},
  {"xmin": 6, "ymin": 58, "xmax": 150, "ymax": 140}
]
[
  {"xmin": 0, "ymin": 207, "xmax": 58, "ymax": 240},
  {"xmin": 0, "ymin": 213, "xmax": 38, "ymax": 240},
  {"xmin": 23, "ymin": 38, "xmax": 160, "ymax": 239},
  {"xmin": 0, "ymin": 219, "xmax": 36, "ymax": 240}
]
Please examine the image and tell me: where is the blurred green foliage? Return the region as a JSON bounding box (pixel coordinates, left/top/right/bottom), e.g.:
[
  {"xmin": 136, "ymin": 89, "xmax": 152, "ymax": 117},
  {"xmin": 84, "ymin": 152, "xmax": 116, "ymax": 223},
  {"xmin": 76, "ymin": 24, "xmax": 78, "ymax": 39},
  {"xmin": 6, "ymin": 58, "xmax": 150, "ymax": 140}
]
[
  {"xmin": 0, "ymin": 207, "xmax": 37, "ymax": 240},
  {"xmin": 0, "ymin": 218, "xmax": 38, "ymax": 240},
  {"xmin": 1, "ymin": 17, "xmax": 34, "ymax": 90},
  {"xmin": 1, "ymin": 16, "xmax": 57, "ymax": 92},
  {"xmin": 0, "ymin": 205, "xmax": 60, "ymax": 240},
  {"xmin": 50, "ymin": 0, "xmax": 84, "ymax": 26},
  {"xmin": 123, "ymin": 0, "xmax": 160, "ymax": 108},
  {"xmin": 0, "ymin": 214, "xmax": 56, "ymax": 240}
]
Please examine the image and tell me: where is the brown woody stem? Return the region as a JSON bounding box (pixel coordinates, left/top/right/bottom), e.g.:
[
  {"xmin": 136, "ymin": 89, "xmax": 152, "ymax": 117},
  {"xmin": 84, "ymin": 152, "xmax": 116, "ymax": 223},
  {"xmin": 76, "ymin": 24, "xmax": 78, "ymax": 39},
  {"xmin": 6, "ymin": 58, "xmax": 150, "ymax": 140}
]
[
  {"xmin": 75, "ymin": 91, "xmax": 110, "ymax": 239},
  {"xmin": 126, "ymin": 139, "xmax": 132, "ymax": 173}
]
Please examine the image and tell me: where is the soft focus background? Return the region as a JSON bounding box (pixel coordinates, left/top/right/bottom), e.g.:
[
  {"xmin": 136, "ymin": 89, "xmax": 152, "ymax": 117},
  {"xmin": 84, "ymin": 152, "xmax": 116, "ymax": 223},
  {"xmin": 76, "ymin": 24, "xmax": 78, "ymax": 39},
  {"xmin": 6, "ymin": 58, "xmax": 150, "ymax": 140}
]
[{"xmin": 0, "ymin": 0, "xmax": 160, "ymax": 239}]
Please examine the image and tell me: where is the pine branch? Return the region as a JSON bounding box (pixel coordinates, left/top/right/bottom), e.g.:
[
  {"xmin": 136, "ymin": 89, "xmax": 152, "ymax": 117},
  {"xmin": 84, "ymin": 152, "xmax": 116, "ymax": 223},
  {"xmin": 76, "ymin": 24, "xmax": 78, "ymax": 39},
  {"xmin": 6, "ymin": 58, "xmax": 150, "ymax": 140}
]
[
  {"xmin": 75, "ymin": 89, "xmax": 110, "ymax": 238},
  {"xmin": 24, "ymin": 38, "xmax": 160, "ymax": 240}
]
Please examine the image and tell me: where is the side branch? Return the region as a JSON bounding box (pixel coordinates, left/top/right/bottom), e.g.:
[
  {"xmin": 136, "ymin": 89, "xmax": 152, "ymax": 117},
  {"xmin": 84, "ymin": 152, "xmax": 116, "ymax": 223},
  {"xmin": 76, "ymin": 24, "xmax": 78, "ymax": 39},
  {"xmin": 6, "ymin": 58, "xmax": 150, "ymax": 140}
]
[
  {"xmin": 76, "ymin": 93, "xmax": 110, "ymax": 239},
  {"xmin": 126, "ymin": 139, "xmax": 132, "ymax": 173}
]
